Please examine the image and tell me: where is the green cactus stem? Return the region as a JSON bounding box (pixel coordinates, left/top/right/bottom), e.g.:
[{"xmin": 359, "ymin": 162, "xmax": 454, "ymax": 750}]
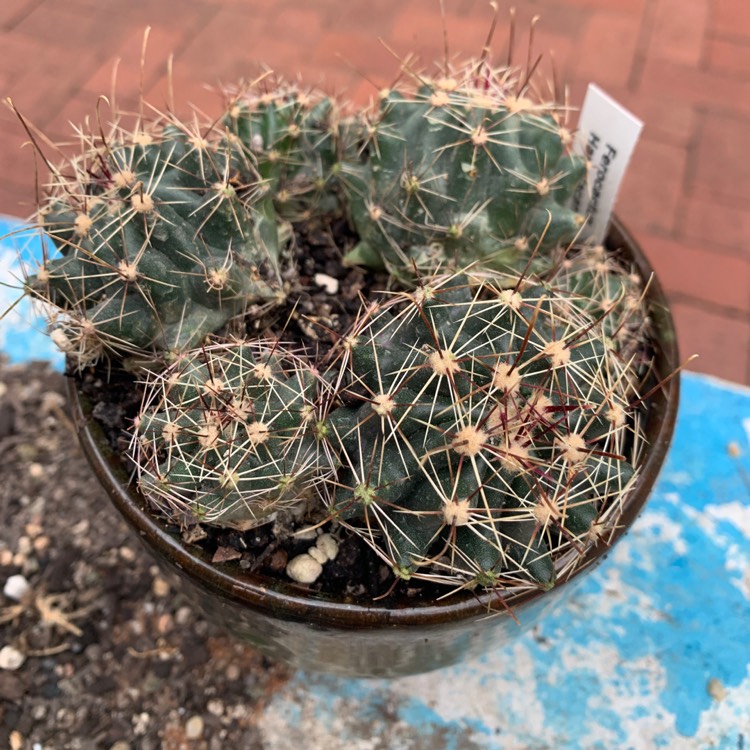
[
  {"xmin": 132, "ymin": 341, "xmax": 332, "ymax": 530},
  {"xmin": 549, "ymin": 243, "xmax": 649, "ymax": 365},
  {"xmin": 27, "ymin": 118, "xmax": 287, "ymax": 367},
  {"xmin": 323, "ymin": 272, "xmax": 641, "ymax": 589},
  {"xmin": 342, "ymin": 62, "xmax": 587, "ymax": 281},
  {"xmin": 223, "ymin": 82, "xmax": 355, "ymax": 222}
]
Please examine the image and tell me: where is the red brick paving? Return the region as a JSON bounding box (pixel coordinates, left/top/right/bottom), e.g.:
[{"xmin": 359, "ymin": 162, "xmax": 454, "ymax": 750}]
[{"xmin": 1, "ymin": 0, "xmax": 749, "ymax": 384}]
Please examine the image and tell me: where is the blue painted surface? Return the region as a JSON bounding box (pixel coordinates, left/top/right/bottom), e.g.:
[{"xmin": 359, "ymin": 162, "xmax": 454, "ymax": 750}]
[
  {"xmin": 0, "ymin": 215, "xmax": 63, "ymax": 368},
  {"xmin": 1, "ymin": 220, "xmax": 748, "ymax": 748}
]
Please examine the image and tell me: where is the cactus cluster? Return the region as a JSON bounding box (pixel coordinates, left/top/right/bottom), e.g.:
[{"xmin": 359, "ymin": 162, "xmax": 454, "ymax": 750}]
[
  {"xmin": 322, "ymin": 273, "xmax": 640, "ymax": 587},
  {"xmin": 12, "ymin": 44, "xmax": 656, "ymax": 593},
  {"xmin": 342, "ymin": 62, "xmax": 587, "ymax": 280},
  {"xmin": 133, "ymin": 341, "xmax": 332, "ymax": 530}
]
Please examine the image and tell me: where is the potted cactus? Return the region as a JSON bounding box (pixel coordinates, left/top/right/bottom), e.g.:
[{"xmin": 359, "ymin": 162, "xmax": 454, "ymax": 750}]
[{"xmin": 11, "ymin": 49, "xmax": 679, "ymax": 676}]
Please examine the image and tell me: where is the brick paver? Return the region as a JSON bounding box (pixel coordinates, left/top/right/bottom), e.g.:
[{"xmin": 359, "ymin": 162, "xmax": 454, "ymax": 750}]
[{"xmin": 1, "ymin": 0, "xmax": 749, "ymax": 384}]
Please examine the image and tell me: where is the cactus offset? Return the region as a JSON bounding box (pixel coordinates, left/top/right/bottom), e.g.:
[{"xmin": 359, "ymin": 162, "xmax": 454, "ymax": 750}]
[
  {"xmin": 342, "ymin": 62, "xmax": 587, "ymax": 280},
  {"xmin": 27, "ymin": 117, "xmax": 286, "ymax": 366},
  {"xmin": 224, "ymin": 82, "xmax": 354, "ymax": 222},
  {"xmin": 323, "ymin": 273, "xmax": 641, "ymax": 589},
  {"xmin": 550, "ymin": 244, "xmax": 648, "ymax": 364},
  {"xmin": 132, "ymin": 341, "xmax": 332, "ymax": 530}
]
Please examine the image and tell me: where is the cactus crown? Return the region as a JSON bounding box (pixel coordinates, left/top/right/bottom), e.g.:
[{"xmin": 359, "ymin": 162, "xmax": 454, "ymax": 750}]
[
  {"xmin": 342, "ymin": 59, "xmax": 587, "ymax": 280},
  {"xmin": 223, "ymin": 80, "xmax": 353, "ymax": 222}
]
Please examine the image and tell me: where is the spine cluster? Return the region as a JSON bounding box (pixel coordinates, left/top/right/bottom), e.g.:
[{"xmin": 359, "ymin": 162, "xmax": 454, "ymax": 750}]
[{"xmin": 343, "ymin": 64, "xmax": 587, "ymax": 279}]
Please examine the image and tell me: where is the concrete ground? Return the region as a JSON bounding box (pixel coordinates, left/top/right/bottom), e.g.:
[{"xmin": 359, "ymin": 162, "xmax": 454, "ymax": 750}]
[{"xmin": 1, "ymin": 0, "xmax": 749, "ymax": 383}]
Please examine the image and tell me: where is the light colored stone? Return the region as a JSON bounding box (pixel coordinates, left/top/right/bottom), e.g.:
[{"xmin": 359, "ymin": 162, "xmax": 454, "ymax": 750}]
[
  {"xmin": 16, "ymin": 537, "xmax": 32, "ymax": 556},
  {"xmin": 119, "ymin": 546, "xmax": 136, "ymax": 562},
  {"xmin": 3, "ymin": 574, "xmax": 31, "ymax": 602},
  {"xmin": 185, "ymin": 715, "xmax": 204, "ymax": 739},
  {"xmin": 307, "ymin": 546, "xmax": 328, "ymax": 565},
  {"xmin": 28, "ymin": 463, "xmax": 44, "ymax": 479},
  {"xmin": 314, "ymin": 273, "xmax": 339, "ymax": 295},
  {"xmin": 207, "ymin": 698, "xmax": 224, "ymax": 716},
  {"xmin": 151, "ymin": 576, "xmax": 170, "ymax": 598},
  {"xmin": 32, "ymin": 536, "xmax": 49, "ymax": 552},
  {"xmin": 0, "ymin": 645, "xmax": 26, "ymax": 671},
  {"xmin": 315, "ymin": 533, "xmax": 339, "ymax": 562},
  {"xmin": 286, "ymin": 554, "xmax": 323, "ymax": 584}
]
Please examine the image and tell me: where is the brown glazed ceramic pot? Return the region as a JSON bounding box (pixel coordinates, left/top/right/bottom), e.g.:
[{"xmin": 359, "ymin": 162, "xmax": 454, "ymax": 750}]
[{"xmin": 65, "ymin": 219, "xmax": 680, "ymax": 678}]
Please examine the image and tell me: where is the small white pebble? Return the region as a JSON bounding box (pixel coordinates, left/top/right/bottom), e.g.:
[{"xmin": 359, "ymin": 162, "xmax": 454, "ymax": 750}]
[
  {"xmin": 185, "ymin": 715, "xmax": 204, "ymax": 740},
  {"xmin": 151, "ymin": 577, "xmax": 170, "ymax": 598},
  {"xmin": 9, "ymin": 731, "xmax": 23, "ymax": 750},
  {"xmin": 119, "ymin": 546, "xmax": 136, "ymax": 562},
  {"xmin": 307, "ymin": 546, "xmax": 328, "ymax": 565},
  {"xmin": 157, "ymin": 614, "xmax": 173, "ymax": 635},
  {"xmin": 175, "ymin": 606, "xmax": 192, "ymax": 625},
  {"xmin": 314, "ymin": 273, "xmax": 339, "ymax": 295},
  {"xmin": 315, "ymin": 533, "xmax": 339, "ymax": 562},
  {"xmin": 132, "ymin": 712, "xmax": 150, "ymax": 736},
  {"xmin": 286, "ymin": 553, "xmax": 323, "ymax": 584},
  {"xmin": 33, "ymin": 536, "xmax": 50, "ymax": 553},
  {"xmin": 24, "ymin": 522, "xmax": 43, "ymax": 539},
  {"xmin": 3, "ymin": 574, "xmax": 31, "ymax": 602},
  {"xmin": 71, "ymin": 519, "xmax": 90, "ymax": 536},
  {"xmin": 0, "ymin": 645, "xmax": 26, "ymax": 671},
  {"xmin": 17, "ymin": 537, "xmax": 32, "ymax": 556},
  {"xmin": 225, "ymin": 663, "xmax": 241, "ymax": 681},
  {"xmin": 207, "ymin": 698, "xmax": 224, "ymax": 716}
]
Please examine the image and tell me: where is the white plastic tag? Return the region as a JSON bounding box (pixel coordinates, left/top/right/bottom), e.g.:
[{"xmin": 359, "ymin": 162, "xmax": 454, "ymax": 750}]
[{"xmin": 570, "ymin": 84, "xmax": 644, "ymax": 244}]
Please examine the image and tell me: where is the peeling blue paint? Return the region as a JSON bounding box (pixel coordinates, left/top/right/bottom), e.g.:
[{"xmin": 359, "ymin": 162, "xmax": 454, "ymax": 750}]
[{"xmin": 0, "ymin": 216, "xmax": 64, "ymax": 368}]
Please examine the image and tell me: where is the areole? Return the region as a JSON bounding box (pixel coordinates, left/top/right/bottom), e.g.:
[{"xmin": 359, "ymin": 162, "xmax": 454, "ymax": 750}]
[{"xmin": 66, "ymin": 219, "xmax": 680, "ymax": 678}]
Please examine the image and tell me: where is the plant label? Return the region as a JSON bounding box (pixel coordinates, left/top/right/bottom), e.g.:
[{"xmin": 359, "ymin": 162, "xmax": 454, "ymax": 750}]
[{"xmin": 570, "ymin": 84, "xmax": 644, "ymax": 244}]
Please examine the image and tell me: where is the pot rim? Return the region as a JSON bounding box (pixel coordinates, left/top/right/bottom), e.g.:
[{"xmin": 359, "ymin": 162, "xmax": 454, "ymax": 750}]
[{"xmin": 66, "ymin": 217, "xmax": 681, "ymax": 629}]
